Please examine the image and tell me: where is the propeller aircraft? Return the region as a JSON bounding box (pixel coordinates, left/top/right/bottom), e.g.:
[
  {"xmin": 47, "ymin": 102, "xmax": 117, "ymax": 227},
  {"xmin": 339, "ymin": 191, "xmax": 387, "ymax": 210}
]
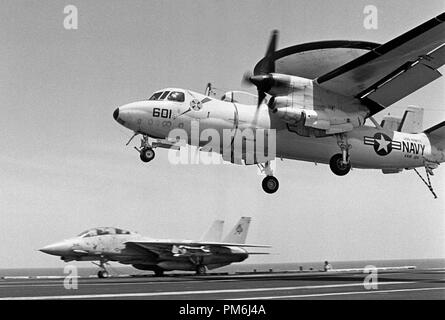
[{"xmin": 113, "ymin": 13, "xmax": 445, "ymax": 195}]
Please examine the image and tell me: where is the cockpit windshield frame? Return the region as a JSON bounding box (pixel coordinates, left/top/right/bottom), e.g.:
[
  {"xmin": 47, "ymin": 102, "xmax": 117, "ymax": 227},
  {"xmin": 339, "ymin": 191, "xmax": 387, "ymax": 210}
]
[
  {"xmin": 149, "ymin": 92, "xmax": 163, "ymax": 101},
  {"xmin": 77, "ymin": 227, "xmax": 132, "ymax": 238},
  {"xmin": 148, "ymin": 90, "xmax": 185, "ymax": 102},
  {"xmin": 167, "ymin": 91, "xmax": 185, "ymax": 102}
]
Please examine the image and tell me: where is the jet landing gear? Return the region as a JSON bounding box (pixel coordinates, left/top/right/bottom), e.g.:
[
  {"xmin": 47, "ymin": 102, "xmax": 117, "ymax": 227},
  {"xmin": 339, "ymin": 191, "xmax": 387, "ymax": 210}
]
[
  {"xmin": 153, "ymin": 267, "xmax": 164, "ymax": 277},
  {"xmin": 330, "ymin": 135, "xmax": 352, "ymax": 176},
  {"xmin": 191, "ymin": 256, "xmax": 207, "ymax": 275},
  {"xmin": 93, "ymin": 260, "xmax": 110, "ymax": 279},
  {"xmin": 196, "ymin": 265, "xmax": 207, "ymax": 275},
  {"xmin": 258, "ymin": 161, "xmax": 279, "ymax": 194}
]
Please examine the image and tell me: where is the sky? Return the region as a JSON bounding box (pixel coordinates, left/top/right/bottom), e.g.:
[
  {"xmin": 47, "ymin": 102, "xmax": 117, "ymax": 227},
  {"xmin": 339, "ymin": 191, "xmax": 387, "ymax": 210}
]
[{"xmin": 0, "ymin": 0, "xmax": 444, "ymax": 269}]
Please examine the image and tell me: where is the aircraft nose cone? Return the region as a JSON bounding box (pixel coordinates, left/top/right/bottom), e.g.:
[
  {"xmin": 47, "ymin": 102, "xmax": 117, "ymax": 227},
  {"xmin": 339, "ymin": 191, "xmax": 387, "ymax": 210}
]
[
  {"xmin": 113, "ymin": 107, "xmax": 119, "ymax": 120},
  {"xmin": 39, "ymin": 242, "xmax": 72, "ymax": 256}
]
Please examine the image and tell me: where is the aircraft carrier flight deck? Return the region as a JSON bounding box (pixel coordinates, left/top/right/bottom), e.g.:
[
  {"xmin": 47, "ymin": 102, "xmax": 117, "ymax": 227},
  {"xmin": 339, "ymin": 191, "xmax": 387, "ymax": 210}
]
[{"xmin": 1, "ymin": 267, "xmax": 444, "ymax": 300}]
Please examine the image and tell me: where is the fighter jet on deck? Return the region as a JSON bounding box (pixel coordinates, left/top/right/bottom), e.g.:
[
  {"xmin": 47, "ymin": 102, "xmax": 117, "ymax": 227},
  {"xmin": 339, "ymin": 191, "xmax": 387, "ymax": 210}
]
[{"xmin": 40, "ymin": 217, "xmax": 269, "ymax": 278}]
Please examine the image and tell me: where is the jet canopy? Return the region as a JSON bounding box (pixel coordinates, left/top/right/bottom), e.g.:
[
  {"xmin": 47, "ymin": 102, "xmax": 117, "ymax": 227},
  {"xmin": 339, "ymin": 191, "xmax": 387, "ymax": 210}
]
[
  {"xmin": 148, "ymin": 89, "xmax": 185, "ymax": 102},
  {"xmin": 77, "ymin": 227, "xmax": 133, "ymax": 238}
]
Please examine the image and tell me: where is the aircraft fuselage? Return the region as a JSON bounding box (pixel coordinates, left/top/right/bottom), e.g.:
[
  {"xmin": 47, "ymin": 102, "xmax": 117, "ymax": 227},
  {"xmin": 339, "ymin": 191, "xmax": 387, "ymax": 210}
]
[{"xmin": 114, "ymin": 89, "xmax": 444, "ymax": 170}]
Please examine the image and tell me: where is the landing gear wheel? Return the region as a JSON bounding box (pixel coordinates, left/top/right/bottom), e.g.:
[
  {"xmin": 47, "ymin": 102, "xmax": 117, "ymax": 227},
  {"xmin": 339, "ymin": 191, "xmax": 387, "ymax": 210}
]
[
  {"xmin": 329, "ymin": 153, "xmax": 351, "ymax": 176},
  {"xmin": 154, "ymin": 269, "xmax": 164, "ymax": 277},
  {"xmin": 262, "ymin": 176, "xmax": 279, "ymax": 194},
  {"xmin": 196, "ymin": 265, "xmax": 207, "ymax": 275},
  {"xmin": 140, "ymin": 148, "xmax": 155, "ymax": 163},
  {"xmin": 98, "ymin": 270, "xmax": 109, "ymax": 278}
]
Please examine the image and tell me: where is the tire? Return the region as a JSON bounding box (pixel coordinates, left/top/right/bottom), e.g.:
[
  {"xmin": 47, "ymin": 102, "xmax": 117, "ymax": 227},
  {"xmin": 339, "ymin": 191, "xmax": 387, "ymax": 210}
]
[
  {"xmin": 140, "ymin": 148, "xmax": 155, "ymax": 163},
  {"xmin": 262, "ymin": 176, "xmax": 279, "ymax": 194},
  {"xmin": 154, "ymin": 269, "xmax": 164, "ymax": 277},
  {"xmin": 329, "ymin": 153, "xmax": 351, "ymax": 176},
  {"xmin": 196, "ymin": 265, "xmax": 207, "ymax": 275}
]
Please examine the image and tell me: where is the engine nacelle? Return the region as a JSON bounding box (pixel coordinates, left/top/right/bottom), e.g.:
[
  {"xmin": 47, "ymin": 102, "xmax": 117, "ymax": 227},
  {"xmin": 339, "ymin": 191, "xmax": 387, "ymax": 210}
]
[
  {"xmin": 251, "ymin": 73, "xmax": 309, "ymax": 97},
  {"xmin": 271, "ymin": 97, "xmax": 361, "ymax": 135},
  {"xmin": 271, "ymin": 97, "xmax": 304, "ymax": 124}
]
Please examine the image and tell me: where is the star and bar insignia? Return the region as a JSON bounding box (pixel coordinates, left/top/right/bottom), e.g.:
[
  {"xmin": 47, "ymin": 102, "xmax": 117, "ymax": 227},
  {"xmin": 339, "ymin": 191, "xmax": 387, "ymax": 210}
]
[{"xmin": 364, "ymin": 132, "xmax": 401, "ymax": 156}]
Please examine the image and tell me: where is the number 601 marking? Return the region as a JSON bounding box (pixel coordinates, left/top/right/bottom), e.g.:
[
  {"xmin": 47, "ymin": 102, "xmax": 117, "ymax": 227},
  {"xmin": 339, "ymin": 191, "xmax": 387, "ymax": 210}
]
[{"xmin": 153, "ymin": 108, "xmax": 172, "ymax": 119}]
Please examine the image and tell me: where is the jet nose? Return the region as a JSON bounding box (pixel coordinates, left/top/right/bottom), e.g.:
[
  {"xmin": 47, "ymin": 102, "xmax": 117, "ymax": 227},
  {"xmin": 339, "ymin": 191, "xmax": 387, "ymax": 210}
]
[
  {"xmin": 39, "ymin": 241, "xmax": 72, "ymax": 256},
  {"xmin": 113, "ymin": 107, "xmax": 119, "ymax": 121}
]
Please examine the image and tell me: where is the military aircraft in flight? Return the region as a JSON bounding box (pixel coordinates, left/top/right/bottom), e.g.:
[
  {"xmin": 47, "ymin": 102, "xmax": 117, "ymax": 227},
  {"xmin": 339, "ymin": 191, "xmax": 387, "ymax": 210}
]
[
  {"xmin": 113, "ymin": 13, "xmax": 445, "ymax": 195},
  {"xmin": 40, "ymin": 217, "xmax": 269, "ymax": 278}
]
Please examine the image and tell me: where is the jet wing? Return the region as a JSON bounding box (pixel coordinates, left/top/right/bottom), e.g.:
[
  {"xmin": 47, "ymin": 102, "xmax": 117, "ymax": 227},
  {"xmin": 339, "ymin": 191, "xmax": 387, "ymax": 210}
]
[
  {"xmin": 316, "ymin": 12, "xmax": 445, "ymax": 115},
  {"xmin": 126, "ymin": 240, "xmax": 271, "ymax": 254}
]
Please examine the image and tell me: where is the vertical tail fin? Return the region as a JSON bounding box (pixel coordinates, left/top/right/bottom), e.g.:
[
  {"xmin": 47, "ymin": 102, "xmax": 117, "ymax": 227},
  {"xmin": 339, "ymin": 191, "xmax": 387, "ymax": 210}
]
[
  {"xmin": 398, "ymin": 106, "xmax": 424, "ymax": 133},
  {"xmin": 200, "ymin": 220, "xmax": 224, "ymax": 242},
  {"xmin": 223, "ymin": 217, "xmax": 252, "ymax": 244}
]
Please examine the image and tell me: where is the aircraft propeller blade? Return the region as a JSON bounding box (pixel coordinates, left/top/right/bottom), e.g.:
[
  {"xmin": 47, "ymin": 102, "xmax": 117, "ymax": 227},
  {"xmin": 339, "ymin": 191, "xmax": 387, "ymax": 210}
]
[
  {"xmin": 241, "ymin": 71, "xmax": 253, "ymax": 87},
  {"xmin": 261, "ymin": 29, "xmax": 278, "ymax": 74},
  {"xmin": 254, "ymin": 29, "xmax": 279, "ymax": 76},
  {"xmin": 242, "ymin": 30, "xmax": 280, "ymax": 109}
]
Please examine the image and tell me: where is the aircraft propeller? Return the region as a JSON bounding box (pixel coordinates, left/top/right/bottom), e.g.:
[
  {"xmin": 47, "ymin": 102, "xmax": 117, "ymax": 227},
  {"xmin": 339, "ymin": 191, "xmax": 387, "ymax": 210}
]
[{"xmin": 242, "ymin": 30, "xmax": 279, "ymax": 109}]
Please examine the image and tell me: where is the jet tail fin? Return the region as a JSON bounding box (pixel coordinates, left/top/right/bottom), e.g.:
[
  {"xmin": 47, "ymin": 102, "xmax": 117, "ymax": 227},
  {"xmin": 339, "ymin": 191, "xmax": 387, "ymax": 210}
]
[
  {"xmin": 398, "ymin": 106, "xmax": 424, "ymax": 133},
  {"xmin": 425, "ymin": 121, "xmax": 445, "ymax": 150},
  {"xmin": 200, "ymin": 220, "xmax": 224, "ymax": 242},
  {"xmin": 222, "ymin": 217, "xmax": 251, "ymax": 244}
]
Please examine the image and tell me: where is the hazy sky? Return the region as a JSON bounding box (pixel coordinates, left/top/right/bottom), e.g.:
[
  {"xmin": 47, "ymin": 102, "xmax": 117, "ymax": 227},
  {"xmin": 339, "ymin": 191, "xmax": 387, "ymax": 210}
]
[{"xmin": 1, "ymin": 0, "xmax": 444, "ymax": 269}]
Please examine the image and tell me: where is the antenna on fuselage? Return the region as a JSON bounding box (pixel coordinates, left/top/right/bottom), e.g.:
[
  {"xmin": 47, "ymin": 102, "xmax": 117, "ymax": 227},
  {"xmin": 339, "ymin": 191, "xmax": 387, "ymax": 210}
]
[{"xmin": 205, "ymin": 83, "xmax": 216, "ymax": 97}]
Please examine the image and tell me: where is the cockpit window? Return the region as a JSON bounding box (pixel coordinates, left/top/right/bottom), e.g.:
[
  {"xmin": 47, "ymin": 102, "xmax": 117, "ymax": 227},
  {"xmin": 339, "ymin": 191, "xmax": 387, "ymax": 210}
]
[
  {"xmin": 77, "ymin": 227, "xmax": 132, "ymax": 238},
  {"xmin": 167, "ymin": 91, "xmax": 185, "ymax": 102},
  {"xmin": 115, "ymin": 228, "xmax": 131, "ymax": 235},
  {"xmin": 159, "ymin": 91, "xmax": 170, "ymax": 100},
  {"xmin": 149, "ymin": 92, "xmax": 163, "ymax": 100}
]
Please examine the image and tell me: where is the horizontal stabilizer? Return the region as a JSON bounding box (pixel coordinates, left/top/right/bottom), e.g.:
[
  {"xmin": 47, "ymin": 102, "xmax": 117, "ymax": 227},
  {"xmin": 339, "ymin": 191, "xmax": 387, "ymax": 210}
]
[
  {"xmin": 398, "ymin": 106, "xmax": 424, "ymax": 133},
  {"xmin": 424, "ymin": 121, "xmax": 445, "ymax": 149}
]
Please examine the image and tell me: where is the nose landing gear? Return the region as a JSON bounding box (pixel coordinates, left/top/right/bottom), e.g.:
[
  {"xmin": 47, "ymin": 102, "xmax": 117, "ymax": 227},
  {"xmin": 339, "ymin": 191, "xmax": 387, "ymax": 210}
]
[
  {"xmin": 132, "ymin": 134, "xmax": 156, "ymax": 163},
  {"xmin": 140, "ymin": 147, "xmax": 155, "ymax": 163},
  {"xmin": 93, "ymin": 260, "xmax": 110, "ymax": 279}
]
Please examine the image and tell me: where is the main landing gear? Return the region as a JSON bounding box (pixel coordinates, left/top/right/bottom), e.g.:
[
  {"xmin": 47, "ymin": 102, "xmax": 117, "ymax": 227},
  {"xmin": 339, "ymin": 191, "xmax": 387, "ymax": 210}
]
[
  {"xmin": 258, "ymin": 161, "xmax": 279, "ymax": 194},
  {"xmin": 153, "ymin": 267, "xmax": 164, "ymax": 277},
  {"xmin": 330, "ymin": 134, "xmax": 352, "ymax": 176},
  {"xmin": 190, "ymin": 256, "xmax": 207, "ymax": 275},
  {"xmin": 93, "ymin": 260, "xmax": 110, "ymax": 279},
  {"xmin": 196, "ymin": 265, "xmax": 207, "ymax": 275}
]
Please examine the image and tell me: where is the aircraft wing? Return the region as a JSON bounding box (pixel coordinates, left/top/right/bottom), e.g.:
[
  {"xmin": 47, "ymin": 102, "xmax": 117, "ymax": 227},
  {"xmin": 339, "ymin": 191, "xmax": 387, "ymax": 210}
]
[
  {"xmin": 316, "ymin": 12, "xmax": 445, "ymax": 115},
  {"xmin": 125, "ymin": 240, "xmax": 271, "ymax": 256}
]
